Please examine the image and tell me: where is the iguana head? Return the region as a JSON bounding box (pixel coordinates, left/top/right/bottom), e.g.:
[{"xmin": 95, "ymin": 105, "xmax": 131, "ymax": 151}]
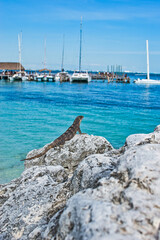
[{"xmin": 74, "ymin": 115, "xmax": 84, "ymax": 124}]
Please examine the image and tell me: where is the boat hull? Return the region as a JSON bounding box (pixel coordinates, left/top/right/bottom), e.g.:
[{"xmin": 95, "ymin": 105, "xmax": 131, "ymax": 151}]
[
  {"xmin": 55, "ymin": 72, "xmax": 70, "ymax": 82},
  {"xmin": 9, "ymin": 76, "xmax": 28, "ymax": 81},
  {"xmin": 55, "ymin": 76, "xmax": 60, "ymax": 81},
  {"xmin": 9, "ymin": 77, "xmax": 22, "ymax": 82},
  {"xmin": 70, "ymin": 73, "xmax": 91, "ymax": 83},
  {"xmin": 134, "ymin": 78, "xmax": 160, "ymax": 85},
  {"xmin": 71, "ymin": 78, "xmax": 91, "ymax": 83}
]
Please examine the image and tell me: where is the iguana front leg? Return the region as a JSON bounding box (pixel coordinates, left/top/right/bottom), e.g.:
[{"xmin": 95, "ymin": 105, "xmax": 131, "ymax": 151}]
[
  {"xmin": 78, "ymin": 127, "xmax": 82, "ymax": 134},
  {"xmin": 78, "ymin": 127, "xmax": 86, "ymax": 134}
]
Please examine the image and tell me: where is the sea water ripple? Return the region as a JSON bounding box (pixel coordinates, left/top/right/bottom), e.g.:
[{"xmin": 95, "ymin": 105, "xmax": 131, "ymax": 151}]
[{"xmin": 0, "ymin": 75, "xmax": 160, "ymax": 183}]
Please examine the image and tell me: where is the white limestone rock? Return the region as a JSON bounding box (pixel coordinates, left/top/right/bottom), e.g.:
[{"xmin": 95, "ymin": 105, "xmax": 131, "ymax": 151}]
[
  {"xmin": 57, "ymin": 128, "xmax": 160, "ymax": 240},
  {"xmin": 1, "ymin": 126, "xmax": 160, "ymax": 240},
  {"xmin": 154, "ymin": 124, "xmax": 160, "ymax": 132},
  {"xmin": 124, "ymin": 133, "xmax": 150, "ymax": 148},
  {"xmin": 0, "ymin": 165, "xmax": 70, "ymax": 240},
  {"xmin": 70, "ymin": 154, "xmax": 117, "ymax": 194},
  {"xmin": 25, "ymin": 134, "xmax": 113, "ymax": 173},
  {"xmin": 124, "ymin": 126, "xmax": 160, "ymax": 149}
]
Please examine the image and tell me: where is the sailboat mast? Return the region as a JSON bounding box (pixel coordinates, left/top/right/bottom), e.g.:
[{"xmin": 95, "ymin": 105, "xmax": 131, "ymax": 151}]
[
  {"xmin": 146, "ymin": 40, "xmax": 150, "ymax": 80},
  {"xmin": 61, "ymin": 34, "xmax": 65, "ymax": 71},
  {"xmin": 18, "ymin": 33, "xmax": 22, "ymax": 72},
  {"xmin": 79, "ymin": 17, "xmax": 82, "ymax": 72},
  {"xmin": 44, "ymin": 38, "xmax": 46, "ymax": 69}
]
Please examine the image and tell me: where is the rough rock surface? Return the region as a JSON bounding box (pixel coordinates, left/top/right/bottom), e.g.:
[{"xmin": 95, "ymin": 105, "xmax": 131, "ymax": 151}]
[
  {"xmin": 56, "ymin": 126, "xmax": 160, "ymax": 240},
  {"xmin": 24, "ymin": 134, "xmax": 113, "ymax": 173},
  {"xmin": 0, "ymin": 166, "xmax": 69, "ymax": 240},
  {"xmin": 70, "ymin": 154, "xmax": 117, "ymax": 194},
  {"xmin": 0, "ymin": 128, "xmax": 160, "ymax": 240}
]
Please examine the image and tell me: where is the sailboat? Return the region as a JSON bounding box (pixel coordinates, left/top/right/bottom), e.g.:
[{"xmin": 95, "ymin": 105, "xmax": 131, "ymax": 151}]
[
  {"xmin": 55, "ymin": 35, "xmax": 70, "ymax": 82},
  {"xmin": 36, "ymin": 38, "xmax": 54, "ymax": 81},
  {"xmin": 134, "ymin": 40, "xmax": 160, "ymax": 84},
  {"xmin": 70, "ymin": 17, "xmax": 91, "ymax": 83},
  {"xmin": 10, "ymin": 33, "xmax": 28, "ymax": 81}
]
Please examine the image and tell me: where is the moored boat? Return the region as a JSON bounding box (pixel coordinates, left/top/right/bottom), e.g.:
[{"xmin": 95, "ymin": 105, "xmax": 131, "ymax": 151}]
[
  {"xmin": 70, "ymin": 70, "xmax": 91, "ymax": 83},
  {"xmin": 55, "ymin": 35, "xmax": 70, "ymax": 82},
  {"xmin": 55, "ymin": 71, "xmax": 70, "ymax": 82},
  {"xmin": 43, "ymin": 74, "xmax": 54, "ymax": 81},
  {"xmin": 134, "ymin": 40, "xmax": 160, "ymax": 85},
  {"xmin": 35, "ymin": 73, "xmax": 44, "ymax": 81},
  {"xmin": 10, "ymin": 33, "xmax": 28, "ymax": 82},
  {"xmin": 9, "ymin": 71, "xmax": 29, "ymax": 81},
  {"xmin": 134, "ymin": 78, "xmax": 160, "ymax": 84},
  {"xmin": 71, "ymin": 17, "xmax": 90, "ymax": 83}
]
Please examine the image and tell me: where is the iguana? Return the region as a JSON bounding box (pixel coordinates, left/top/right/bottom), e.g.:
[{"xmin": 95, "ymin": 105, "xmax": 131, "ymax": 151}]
[{"xmin": 21, "ymin": 115, "xmax": 84, "ymax": 161}]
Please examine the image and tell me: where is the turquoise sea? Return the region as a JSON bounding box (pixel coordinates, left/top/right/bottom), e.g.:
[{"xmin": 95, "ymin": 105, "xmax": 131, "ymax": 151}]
[{"xmin": 0, "ymin": 73, "xmax": 160, "ymax": 184}]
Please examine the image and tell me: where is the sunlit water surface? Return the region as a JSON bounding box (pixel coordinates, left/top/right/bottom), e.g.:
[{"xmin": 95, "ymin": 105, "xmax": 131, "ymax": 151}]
[{"xmin": 0, "ymin": 74, "xmax": 160, "ymax": 183}]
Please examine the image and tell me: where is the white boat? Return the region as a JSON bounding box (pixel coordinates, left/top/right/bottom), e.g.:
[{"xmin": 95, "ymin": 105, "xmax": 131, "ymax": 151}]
[
  {"xmin": 55, "ymin": 35, "xmax": 70, "ymax": 82},
  {"xmin": 71, "ymin": 17, "xmax": 91, "ymax": 83},
  {"xmin": 55, "ymin": 72, "xmax": 70, "ymax": 82},
  {"xmin": 35, "ymin": 73, "xmax": 44, "ymax": 81},
  {"xmin": 10, "ymin": 33, "xmax": 29, "ymax": 82},
  {"xmin": 55, "ymin": 72, "xmax": 61, "ymax": 81},
  {"xmin": 10, "ymin": 71, "xmax": 29, "ymax": 82},
  {"xmin": 71, "ymin": 70, "xmax": 91, "ymax": 83},
  {"xmin": 43, "ymin": 74, "xmax": 54, "ymax": 81},
  {"xmin": 134, "ymin": 78, "xmax": 160, "ymax": 84},
  {"xmin": 36, "ymin": 39, "xmax": 55, "ymax": 82},
  {"xmin": 134, "ymin": 40, "xmax": 160, "ymax": 85}
]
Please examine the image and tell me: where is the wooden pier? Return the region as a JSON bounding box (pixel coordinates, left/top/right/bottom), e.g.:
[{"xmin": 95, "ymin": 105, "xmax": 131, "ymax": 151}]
[
  {"xmin": 0, "ymin": 70, "xmax": 130, "ymax": 83},
  {"xmin": 91, "ymin": 72, "xmax": 130, "ymax": 83}
]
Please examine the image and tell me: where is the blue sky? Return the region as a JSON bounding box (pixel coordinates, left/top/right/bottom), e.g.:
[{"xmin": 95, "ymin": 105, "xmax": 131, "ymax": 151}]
[{"xmin": 1, "ymin": 0, "xmax": 160, "ymax": 72}]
